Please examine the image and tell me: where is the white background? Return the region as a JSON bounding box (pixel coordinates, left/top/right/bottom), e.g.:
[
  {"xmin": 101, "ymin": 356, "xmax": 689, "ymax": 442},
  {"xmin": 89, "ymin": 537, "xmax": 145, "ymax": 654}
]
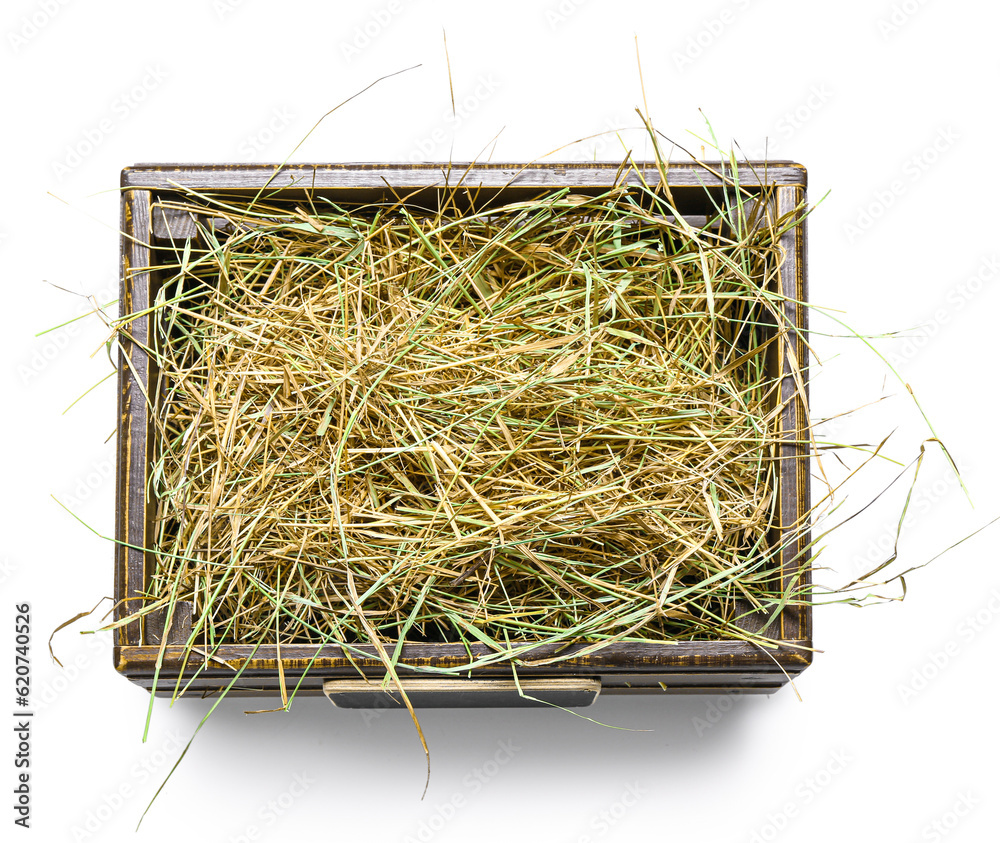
[{"xmin": 3, "ymin": 1, "xmax": 999, "ymax": 841}]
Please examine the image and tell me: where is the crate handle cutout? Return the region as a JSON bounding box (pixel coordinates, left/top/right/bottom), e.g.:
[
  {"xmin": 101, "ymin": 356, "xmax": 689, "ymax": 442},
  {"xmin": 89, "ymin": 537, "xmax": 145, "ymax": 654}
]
[{"xmin": 323, "ymin": 677, "xmax": 601, "ymax": 709}]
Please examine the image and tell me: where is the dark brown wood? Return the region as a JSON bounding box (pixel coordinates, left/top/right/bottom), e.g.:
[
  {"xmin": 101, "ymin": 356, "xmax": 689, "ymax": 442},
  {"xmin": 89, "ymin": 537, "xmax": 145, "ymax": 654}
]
[
  {"xmin": 114, "ymin": 637, "xmax": 812, "ymax": 695},
  {"xmin": 145, "ymin": 602, "xmax": 192, "ymax": 646},
  {"xmin": 115, "ymin": 161, "xmax": 812, "ymax": 702},
  {"xmin": 116, "ymin": 188, "xmax": 153, "ymax": 648},
  {"xmin": 777, "ymin": 184, "xmax": 812, "ymax": 644}
]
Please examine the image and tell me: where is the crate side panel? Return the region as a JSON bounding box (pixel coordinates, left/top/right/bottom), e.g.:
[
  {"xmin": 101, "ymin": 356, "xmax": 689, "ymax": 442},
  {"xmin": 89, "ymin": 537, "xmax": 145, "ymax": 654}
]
[
  {"xmin": 116, "ymin": 188, "xmax": 153, "ymax": 651},
  {"xmin": 776, "ymin": 184, "xmax": 811, "ymax": 644},
  {"xmin": 120, "ymin": 161, "xmax": 807, "ymax": 192}
]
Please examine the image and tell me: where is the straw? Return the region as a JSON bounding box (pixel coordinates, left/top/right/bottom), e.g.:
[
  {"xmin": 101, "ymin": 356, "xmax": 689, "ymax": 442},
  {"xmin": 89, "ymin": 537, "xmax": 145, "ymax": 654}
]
[{"xmin": 116, "ymin": 162, "xmax": 813, "ymax": 667}]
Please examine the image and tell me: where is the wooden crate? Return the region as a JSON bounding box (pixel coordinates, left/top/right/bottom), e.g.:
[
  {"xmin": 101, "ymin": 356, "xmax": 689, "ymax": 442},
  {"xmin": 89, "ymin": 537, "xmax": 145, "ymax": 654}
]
[{"xmin": 115, "ymin": 162, "xmax": 811, "ymax": 705}]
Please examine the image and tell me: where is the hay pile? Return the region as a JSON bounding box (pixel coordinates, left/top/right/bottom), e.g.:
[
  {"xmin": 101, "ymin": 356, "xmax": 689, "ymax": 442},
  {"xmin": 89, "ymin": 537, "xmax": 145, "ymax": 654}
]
[{"xmin": 141, "ymin": 173, "xmax": 804, "ymax": 662}]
